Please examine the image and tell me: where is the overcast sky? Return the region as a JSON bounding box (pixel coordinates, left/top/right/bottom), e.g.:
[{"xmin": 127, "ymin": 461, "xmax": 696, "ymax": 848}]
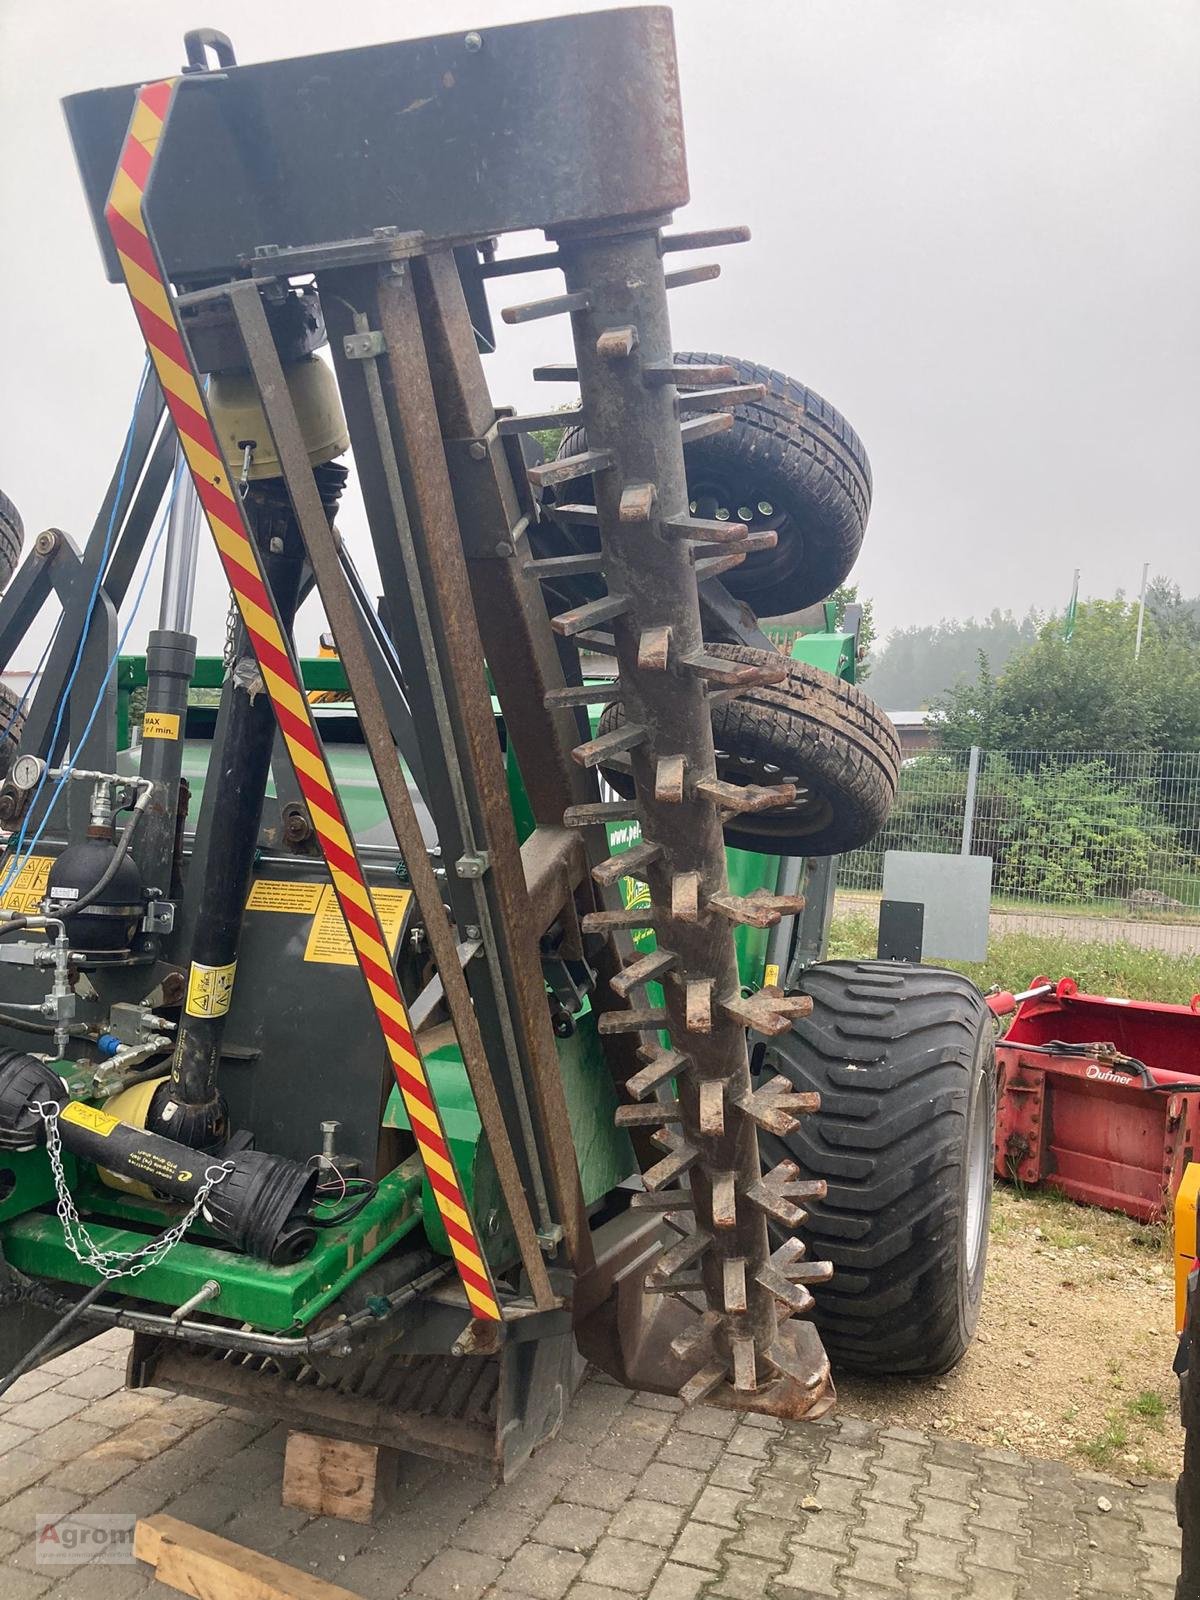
[{"xmin": 1, "ymin": 0, "xmax": 1197, "ymax": 666}]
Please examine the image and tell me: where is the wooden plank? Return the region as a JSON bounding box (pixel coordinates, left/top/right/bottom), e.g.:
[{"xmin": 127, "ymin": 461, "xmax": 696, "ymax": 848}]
[
  {"xmin": 281, "ymin": 1430, "xmax": 397, "ymax": 1525},
  {"xmin": 135, "ymin": 1514, "xmax": 365, "ymax": 1600}
]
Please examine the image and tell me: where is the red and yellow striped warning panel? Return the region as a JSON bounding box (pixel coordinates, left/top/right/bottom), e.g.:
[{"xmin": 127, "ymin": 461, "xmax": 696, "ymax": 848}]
[{"xmin": 104, "ymin": 78, "xmax": 500, "ymax": 1321}]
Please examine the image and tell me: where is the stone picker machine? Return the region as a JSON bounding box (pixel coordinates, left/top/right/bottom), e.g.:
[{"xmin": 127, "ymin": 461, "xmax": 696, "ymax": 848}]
[{"xmin": 0, "ymin": 10, "xmax": 996, "ymax": 1479}]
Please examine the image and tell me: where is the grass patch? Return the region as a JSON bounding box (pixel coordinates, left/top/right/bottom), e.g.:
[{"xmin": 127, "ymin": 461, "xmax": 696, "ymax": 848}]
[
  {"xmin": 1079, "ymin": 1412, "xmax": 1130, "ymax": 1468},
  {"xmin": 827, "ymin": 912, "xmax": 1200, "ymax": 1005},
  {"xmin": 1128, "ymin": 1390, "xmax": 1167, "ymax": 1425}
]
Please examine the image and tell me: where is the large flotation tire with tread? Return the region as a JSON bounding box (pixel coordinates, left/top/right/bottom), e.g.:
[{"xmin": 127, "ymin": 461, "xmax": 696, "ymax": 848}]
[
  {"xmin": 752, "ymin": 961, "xmax": 996, "ymax": 1375},
  {"xmin": 597, "ymin": 644, "xmax": 899, "ymax": 857},
  {"xmin": 549, "ymin": 352, "xmax": 871, "ymax": 618},
  {"xmin": 0, "ymin": 490, "xmax": 24, "ymax": 593},
  {"xmin": 0, "ymin": 685, "xmax": 25, "ymax": 781}
]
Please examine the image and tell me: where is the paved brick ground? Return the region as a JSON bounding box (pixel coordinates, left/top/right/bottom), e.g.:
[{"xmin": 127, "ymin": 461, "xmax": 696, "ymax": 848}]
[{"xmin": 0, "ymin": 1331, "xmax": 1181, "ymax": 1599}]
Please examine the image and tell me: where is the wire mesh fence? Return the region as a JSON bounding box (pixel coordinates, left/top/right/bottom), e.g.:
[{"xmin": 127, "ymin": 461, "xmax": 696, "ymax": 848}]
[{"xmin": 839, "ymin": 748, "xmax": 1200, "ymax": 951}]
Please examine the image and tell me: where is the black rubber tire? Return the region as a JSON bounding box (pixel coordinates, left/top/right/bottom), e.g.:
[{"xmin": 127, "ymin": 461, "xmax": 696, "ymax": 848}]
[
  {"xmin": 597, "ymin": 644, "xmax": 899, "ymax": 857},
  {"xmin": 753, "ymin": 961, "xmax": 996, "ymax": 1375},
  {"xmin": 551, "ymin": 352, "xmax": 871, "ymax": 618},
  {"xmin": 0, "ymin": 490, "xmax": 23, "ymax": 593},
  {"xmin": 0, "ymin": 684, "xmax": 25, "ymax": 781}
]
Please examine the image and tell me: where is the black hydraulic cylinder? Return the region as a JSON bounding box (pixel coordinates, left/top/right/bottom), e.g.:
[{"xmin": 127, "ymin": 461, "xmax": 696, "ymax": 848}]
[
  {"xmin": 136, "ymin": 628, "xmax": 197, "ymax": 903},
  {"xmin": 161, "ymin": 485, "xmax": 310, "ymax": 1141}
]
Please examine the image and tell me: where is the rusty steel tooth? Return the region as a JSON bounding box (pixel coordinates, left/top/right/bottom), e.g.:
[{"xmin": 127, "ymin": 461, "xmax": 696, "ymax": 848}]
[
  {"xmin": 671, "ymin": 1310, "xmax": 721, "ymax": 1362},
  {"xmin": 680, "ymin": 413, "xmax": 735, "ymax": 446},
  {"xmin": 562, "ymin": 799, "xmax": 637, "ymax": 828},
  {"xmin": 655, "ymin": 754, "xmax": 686, "ymax": 803},
  {"xmin": 477, "ymin": 249, "xmax": 562, "ymax": 278},
  {"xmin": 693, "ymin": 552, "xmax": 747, "ymax": 581},
  {"xmin": 643, "ymin": 361, "xmax": 736, "ymax": 388},
  {"xmin": 708, "ymin": 889, "xmax": 805, "ymax": 928},
  {"xmin": 767, "ymin": 1238, "xmax": 835, "ymax": 1286},
  {"xmin": 626, "ymin": 1046, "xmax": 689, "ymax": 1099},
  {"xmin": 746, "ymin": 1161, "xmax": 828, "ymax": 1229},
  {"xmin": 703, "ymin": 662, "xmax": 793, "ymax": 704},
  {"xmin": 670, "ymin": 871, "xmax": 701, "ymax": 922},
  {"xmin": 524, "ymin": 551, "xmax": 606, "ymax": 579},
  {"xmin": 573, "ymin": 629, "xmax": 620, "ymax": 657},
  {"xmin": 756, "ymin": 1262, "xmax": 817, "ymax": 1318},
  {"xmin": 642, "ymin": 1138, "xmax": 699, "ymax": 1191},
  {"xmin": 598, "ymin": 325, "xmax": 639, "ymax": 359},
  {"xmin": 663, "ymin": 515, "xmax": 750, "ymax": 543},
  {"xmin": 545, "ymin": 681, "xmax": 621, "ymax": 710},
  {"xmin": 592, "ymin": 838, "xmax": 661, "ymax": 887},
  {"xmin": 648, "ymin": 1226, "xmax": 712, "ymax": 1283},
  {"xmin": 572, "ymin": 720, "xmax": 646, "ymax": 769},
  {"xmin": 502, "ymin": 288, "xmax": 592, "ymax": 324},
  {"xmin": 611, "ymin": 948, "xmax": 677, "ymax": 1000},
  {"xmin": 526, "ymin": 449, "xmax": 613, "ymax": 490},
  {"xmin": 677, "ymin": 382, "xmax": 765, "ymax": 413},
  {"xmin": 733, "ymin": 1077, "xmax": 821, "ymax": 1137},
  {"xmin": 711, "ymin": 1170, "xmax": 738, "ymax": 1228},
  {"xmin": 543, "ymin": 501, "xmax": 601, "ymax": 527},
  {"xmin": 723, "ymin": 1256, "xmax": 748, "ymax": 1313},
  {"xmin": 697, "ymin": 780, "xmax": 797, "ymax": 815},
  {"xmin": 730, "ymin": 1337, "xmax": 758, "ymax": 1392},
  {"xmin": 499, "ymin": 407, "xmax": 584, "ymax": 435},
  {"xmin": 681, "ymin": 976, "xmax": 714, "ymax": 1034},
  {"xmin": 698, "ymin": 1078, "xmax": 725, "ymax": 1137},
  {"xmin": 619, "ymin": 482, "xmax": 657, "ymax": 521},
  {"xmin": 691, "ymin": 532, "xmax": 778, "ymax": 561},
  {"xmin": 532, "ymin": 363, "xmax": 580, "ymax": 382},
  {"xmin": 664, "ymin": 263, "xmax": 721, "ymax": 289},
  {"xmin": 678, "ymin": 1358, "xmax": 728, "ymax": 1406},
  {"xmin": 681, "ymin": 650, "xmax": 785, "ymax": 688},
  {"xmin": 615, "ymin": 1098, "xmax": 682, "ymax": 1128},
  {"xmin": 581, "ymin": 905, "xmax": 656, "ymax": 935},
  {"xmin": 598, "ymin": 1005, "xmax": 668, "ymax": 1035},
  {"xmin": 661, "ymin": 224, "xmax": 751, "ymax": 254},
  {"xmin": 630, "ymin": 1187, "xmax": 695, "ymax": 1212},
  {"xmin": 552, "ymin": 592, "xmax": 630, "ymax": 639},
  {"xmin": 645, "ymin": 1272, "xmax": 705, "ymax": 1296},
  {"xmin": 637, "ymin": 626, "xmax": 672, "ymax": 672},
  {"xmin": 722, "ymin": 990, "xmax": 814, "ymax": 1036}
]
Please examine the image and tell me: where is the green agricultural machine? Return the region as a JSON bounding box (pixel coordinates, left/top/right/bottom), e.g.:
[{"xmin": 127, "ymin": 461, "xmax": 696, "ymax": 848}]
[{"xmin": 0, "ymin": 10, "xmax": 994, "ymax": 1477}]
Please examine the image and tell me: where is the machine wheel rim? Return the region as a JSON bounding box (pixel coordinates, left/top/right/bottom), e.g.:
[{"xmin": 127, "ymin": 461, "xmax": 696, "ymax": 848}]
[{"xmin": 964, "ymin": 1075, "xmax": 991, "ymax": 1285}]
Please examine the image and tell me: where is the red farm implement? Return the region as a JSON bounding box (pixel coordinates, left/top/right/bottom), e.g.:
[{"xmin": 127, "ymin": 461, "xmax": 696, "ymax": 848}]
[{"xmin": 991, "ymin": 978, "xmax": 1200, "ymax": 1224}]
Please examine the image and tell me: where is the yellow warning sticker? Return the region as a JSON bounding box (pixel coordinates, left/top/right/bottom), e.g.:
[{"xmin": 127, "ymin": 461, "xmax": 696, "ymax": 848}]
[
  {"xmin": 245, "ymin": 879, "xmax": 324, "ymax": 915},
  {"xmin": 764, "ymin": 963, "xmax": 781, "ymax": 989},
  {"xmin": 185, "ymin": 959, "xmax": 237, "ymax": 1018},
  {"xmin": 141, "ymin": 710, "xmax": 181, "ymax": 741},
  {"xmin": 0, "ymin": 854, "xmax": 52, "ymax": 916},
  {"xmin": 303, "ymin": 884, "xmax": 412, "ymax": 965},
  {"xmin": 61, "ymin": 1101, "xmax": 120, "ymax": 1138}
]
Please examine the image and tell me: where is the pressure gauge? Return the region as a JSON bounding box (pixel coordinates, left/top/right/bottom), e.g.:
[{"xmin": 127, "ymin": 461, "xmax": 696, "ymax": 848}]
[{"xmin": 10, "ymin": 755, "xmax": 46, "ymax": 793}]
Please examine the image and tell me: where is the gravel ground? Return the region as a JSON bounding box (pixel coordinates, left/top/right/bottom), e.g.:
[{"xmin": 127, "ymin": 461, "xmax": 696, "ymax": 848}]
[{"xmin": 838, "ymin": 1184, "xmax": 1183, "ymax": 1480}]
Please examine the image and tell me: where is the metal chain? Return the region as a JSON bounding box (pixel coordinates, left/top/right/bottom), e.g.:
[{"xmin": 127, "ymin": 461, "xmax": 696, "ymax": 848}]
[
  {"xmin": 222, "ymin": 595, "xmax": 240, "ymax": 672},
  {"xmin": 32, "ymin": 1103, "xmax": 233, "ymax": 1282}
]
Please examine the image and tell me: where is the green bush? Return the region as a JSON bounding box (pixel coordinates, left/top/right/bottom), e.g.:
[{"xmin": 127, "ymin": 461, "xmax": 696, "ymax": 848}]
[
  {"xmin": 844, "ymin": 753, "xmax": 1175, "ymax": 907},
  {"xmin": 985, "ymin": 759, "xmax": 1159, "ymax": 903}
]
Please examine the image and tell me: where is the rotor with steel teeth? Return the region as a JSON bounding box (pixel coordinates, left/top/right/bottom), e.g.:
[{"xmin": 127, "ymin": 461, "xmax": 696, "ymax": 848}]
[{"xmin": 508, "ymin": 225, "xmax": 834, "ymax": 1416}]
